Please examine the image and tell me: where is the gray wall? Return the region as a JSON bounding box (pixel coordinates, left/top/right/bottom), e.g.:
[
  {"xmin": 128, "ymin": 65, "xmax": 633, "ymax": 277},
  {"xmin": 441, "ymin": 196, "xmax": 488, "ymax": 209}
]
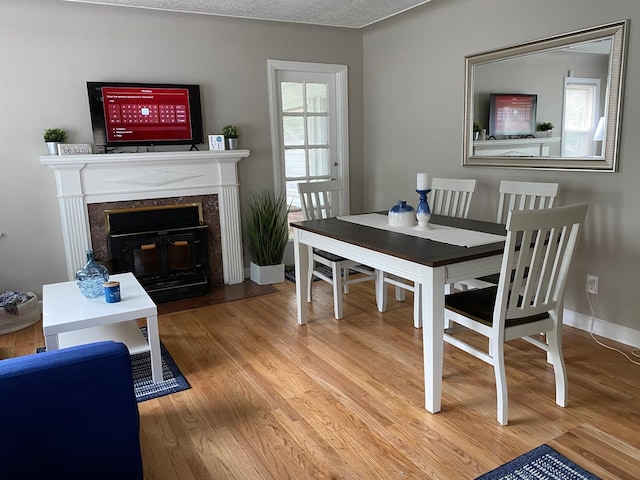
[
  {"xmin": 0, "ymin": 0, "xmax": 363, "ymax": 293},
  {"xmin": 362, "ymin": 0, "xmax": 640, "ymax": 332}
]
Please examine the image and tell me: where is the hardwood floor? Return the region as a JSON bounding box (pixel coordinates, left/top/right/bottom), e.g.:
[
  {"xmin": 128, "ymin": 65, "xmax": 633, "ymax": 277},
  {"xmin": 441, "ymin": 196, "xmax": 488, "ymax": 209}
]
[{"xmin": 2, "ymin": 279, "xmax": 640, "ymax": 479}]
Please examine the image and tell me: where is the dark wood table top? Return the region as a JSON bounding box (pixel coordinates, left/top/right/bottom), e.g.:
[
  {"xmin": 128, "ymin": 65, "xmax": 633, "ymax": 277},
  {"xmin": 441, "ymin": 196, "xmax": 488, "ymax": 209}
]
[{"xmin": 291, "ymin": 214, "xmax": 507, "ymax": 268}]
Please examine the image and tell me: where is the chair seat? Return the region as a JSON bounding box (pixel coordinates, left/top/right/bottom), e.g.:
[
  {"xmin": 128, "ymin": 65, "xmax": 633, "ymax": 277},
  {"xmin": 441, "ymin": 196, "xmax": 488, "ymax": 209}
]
[
  {"xmin": 445, "ymin": 286, "xmax": 549, "ymax": 328},
  {"xmin": 475, "ymin": 272, "xmax": 500, "ymax": 285},
  {"xmin": 475, "ymin": 266, "xmax": 530, "ymax": 287},
  {"xmin": 313, "ymin": 249, "xmax": 352, "ymax": 264}
]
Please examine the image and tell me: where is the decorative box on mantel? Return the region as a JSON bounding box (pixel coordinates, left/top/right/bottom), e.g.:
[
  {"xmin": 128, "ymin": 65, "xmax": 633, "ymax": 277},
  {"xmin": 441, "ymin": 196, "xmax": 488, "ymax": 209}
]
[{"xmin": 40, "ymin": 150, "xmax": 250, "ymax": 285}]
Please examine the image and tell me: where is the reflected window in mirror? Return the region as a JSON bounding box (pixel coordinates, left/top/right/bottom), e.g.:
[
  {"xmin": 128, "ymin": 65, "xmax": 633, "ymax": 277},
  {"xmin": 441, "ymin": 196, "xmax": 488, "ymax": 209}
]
[{"xmin": 562, "ymin": 76, "xmax": 601, "ymax": 157}]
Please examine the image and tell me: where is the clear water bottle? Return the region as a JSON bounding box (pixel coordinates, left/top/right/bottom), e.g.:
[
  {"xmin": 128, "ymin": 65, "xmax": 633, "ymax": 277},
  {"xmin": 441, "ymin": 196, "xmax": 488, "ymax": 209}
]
[{"xmin": 76, "ymin": 249, "xmax": 109, "ymax": 298}]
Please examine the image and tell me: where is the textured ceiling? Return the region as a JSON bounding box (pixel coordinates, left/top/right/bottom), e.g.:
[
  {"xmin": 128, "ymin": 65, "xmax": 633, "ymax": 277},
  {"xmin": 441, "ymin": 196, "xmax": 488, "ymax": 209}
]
[{"xmin": 62, "ymin": 0, "xmax": 433, "ymax": 28}]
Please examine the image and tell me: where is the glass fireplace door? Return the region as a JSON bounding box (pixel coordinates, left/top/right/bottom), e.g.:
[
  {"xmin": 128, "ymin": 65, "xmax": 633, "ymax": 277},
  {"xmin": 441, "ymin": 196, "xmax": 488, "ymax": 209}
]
[{"xmin": 131, "ymin": 240, "xmax": 161, "ymax": 281}]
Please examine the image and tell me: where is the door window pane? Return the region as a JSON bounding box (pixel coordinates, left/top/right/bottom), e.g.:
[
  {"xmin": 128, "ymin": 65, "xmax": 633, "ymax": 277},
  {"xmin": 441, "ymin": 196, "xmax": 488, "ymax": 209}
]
[
  {"xmin": 309, "ymin": 148, "xmax": 330, "ymax": 177},
  {"xmin": 283, "ymin": 117, "xmax": 304, "ymax": 146},
  {"xmin": 286, "ymin": 180, "xmax": 302, "ymax": 209},
  {"xmin": 307, "ymin": 116, "xmax": 328, "ymax": 145},
  {"xmin": 284, "ymin": 149, "xmax": 306, "ymax": 178},
  {"xmin": 281, "ymin": 82, "xmax": 304, "ymax": 113},
  {"xmin": 306, "ymin": 83, "xmax": 328, "ymax": 113}
]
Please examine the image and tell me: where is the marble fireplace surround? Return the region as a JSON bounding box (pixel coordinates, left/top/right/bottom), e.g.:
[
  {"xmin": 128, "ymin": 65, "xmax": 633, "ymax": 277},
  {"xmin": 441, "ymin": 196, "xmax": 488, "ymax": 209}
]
[{"xmin": 41, "ymin": 150, "xmax": 250, "ymax": 285}]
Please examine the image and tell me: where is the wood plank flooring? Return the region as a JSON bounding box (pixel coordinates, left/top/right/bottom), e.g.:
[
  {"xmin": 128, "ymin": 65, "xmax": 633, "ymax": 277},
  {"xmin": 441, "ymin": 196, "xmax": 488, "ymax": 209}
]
[{"xmin": 2, "ymin": 278, "xmax": 639, "ymax": 479}]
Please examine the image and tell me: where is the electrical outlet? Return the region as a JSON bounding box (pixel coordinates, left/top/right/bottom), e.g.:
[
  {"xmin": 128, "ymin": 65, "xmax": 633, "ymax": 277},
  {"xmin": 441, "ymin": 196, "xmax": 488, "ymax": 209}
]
[{"xmin": 586, "ymin": 274, "xmax": 599, "ymax": 294}]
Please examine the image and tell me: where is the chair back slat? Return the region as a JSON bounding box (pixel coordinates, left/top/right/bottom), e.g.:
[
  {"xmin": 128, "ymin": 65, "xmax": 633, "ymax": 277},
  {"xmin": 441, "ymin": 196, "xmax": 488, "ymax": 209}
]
[
  {"xmin": 496, "ymin": 203, "xmax": 588, "ymax": 325},
  {"xmin": 298, "ymin": 180, "xmax": 343, "ymax": 220},
  {"xmin": 430, "ymin": 178, "xmax": 477, "ymax": 219},
  {"xmin": 497, "ymin": 180, "xmax": 559, "ymax": 224}
]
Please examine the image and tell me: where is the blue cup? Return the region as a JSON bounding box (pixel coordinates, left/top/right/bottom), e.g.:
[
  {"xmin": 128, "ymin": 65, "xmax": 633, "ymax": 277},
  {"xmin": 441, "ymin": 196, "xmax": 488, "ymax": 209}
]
[{"xmin": 104, "ymin": 281, "xmax": 121, "ymax": 303}]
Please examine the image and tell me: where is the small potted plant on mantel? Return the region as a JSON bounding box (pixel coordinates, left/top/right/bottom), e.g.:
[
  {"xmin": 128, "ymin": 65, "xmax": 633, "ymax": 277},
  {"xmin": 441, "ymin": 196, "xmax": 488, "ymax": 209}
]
[
  {"xmin": 536, "ymin": 121, "xmax": 554, "ymax": 138},
  {"xmin": 473, "ymin": 121, "xmax": 482, "ymax": 141},
  {"xmin": 43, "ymin": 128, "xmax": 67, "ymax": 155},
  {"xmin": 243, "ymin": 190, "xmax": 289, "ymax": 285},
  {"xmin": 222, "ymin": 124, "xmax": 239, "ymax": 150}
]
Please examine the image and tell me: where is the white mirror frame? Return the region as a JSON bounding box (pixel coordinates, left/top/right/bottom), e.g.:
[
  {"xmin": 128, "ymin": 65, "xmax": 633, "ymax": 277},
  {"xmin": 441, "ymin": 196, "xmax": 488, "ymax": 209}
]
[{"xmin": 463, "ymin": 20, "xmax": 628, "ymax": 172}]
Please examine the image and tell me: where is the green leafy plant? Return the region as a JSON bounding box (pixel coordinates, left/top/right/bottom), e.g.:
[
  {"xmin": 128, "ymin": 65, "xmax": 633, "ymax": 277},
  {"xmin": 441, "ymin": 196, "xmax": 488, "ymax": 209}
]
[
  {"xmin": 222, "ymin": 124, "xmax": 239, "ymax": 138},
  {"xmin": 43, "ymin": 128, "xmax": 67, "ymax": 142},
  {"xmin": 243, "ymin": 190, "xmax": 289, "ymax": 266},
  {"xmin": 473, "ymin": 121, "xmax": 483, "ymax": 133},
  {"xmin": 536, "ymin": 121, "xmax": 554, "ymax": 132}
]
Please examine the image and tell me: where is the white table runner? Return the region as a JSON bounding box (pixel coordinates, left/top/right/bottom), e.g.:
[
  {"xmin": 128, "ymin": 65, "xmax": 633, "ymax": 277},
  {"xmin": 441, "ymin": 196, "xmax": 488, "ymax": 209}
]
[{"xmin": 337, "ymin": 213, "xmax": 505, "ymax": 248}]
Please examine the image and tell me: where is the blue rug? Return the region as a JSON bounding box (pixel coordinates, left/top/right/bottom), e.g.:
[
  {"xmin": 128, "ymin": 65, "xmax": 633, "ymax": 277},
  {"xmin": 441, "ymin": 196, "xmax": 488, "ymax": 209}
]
[
  {"xmin": 477, "ymin": 444, "xmax": 600, "ymax": 479},
  {"xmin": 37, "ymin": 327, "xmax": 190, "ymax": 403},
  {"xmin": 132, "ymin": 327, "xmax": 191, "ymax": 402}
]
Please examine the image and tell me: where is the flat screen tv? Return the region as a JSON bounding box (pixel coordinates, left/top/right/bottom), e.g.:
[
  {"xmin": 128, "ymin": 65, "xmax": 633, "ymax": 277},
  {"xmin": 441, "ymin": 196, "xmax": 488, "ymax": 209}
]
[
  {"xmin": 87, "ymin": 81, "xmax": 204, "ymax": 148},
  {"xmin": 488, "ymin": 93, "xmax": 537, "ymax": 137}
]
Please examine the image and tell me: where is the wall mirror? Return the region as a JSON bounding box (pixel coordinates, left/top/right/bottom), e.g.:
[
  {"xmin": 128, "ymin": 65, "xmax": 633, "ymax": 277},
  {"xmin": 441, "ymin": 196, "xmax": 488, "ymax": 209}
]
[{"xmin": 463, "ymin": 20, "xmax": 628, "ymax": 171}]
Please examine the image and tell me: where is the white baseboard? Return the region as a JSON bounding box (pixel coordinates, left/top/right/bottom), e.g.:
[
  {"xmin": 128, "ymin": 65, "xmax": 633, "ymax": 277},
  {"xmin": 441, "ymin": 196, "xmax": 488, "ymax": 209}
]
[{"xmin": 563, "ymin": 308, "xmax": 640, "ymax": 349}]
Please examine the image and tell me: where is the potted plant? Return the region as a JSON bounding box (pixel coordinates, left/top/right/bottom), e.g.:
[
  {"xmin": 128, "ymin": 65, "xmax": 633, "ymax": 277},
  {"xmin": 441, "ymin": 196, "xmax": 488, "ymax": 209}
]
[
  {"xmin": 222, "ymin": 124, "xmax": 239, "ymax": 150},
  {"xmin": 536, "ymin": 121, "xmax": 554, "ymax": 137},
  {"xmin": 44, "ymin": 128, "xmax": 67, "ymax": 155},
  {"xmin": 243, "ymin": 190, "xmax": 289, "ymax": 285},
  {"xmin": 473, "ymin": 121, "xmax": 482, "ymax": 141}
]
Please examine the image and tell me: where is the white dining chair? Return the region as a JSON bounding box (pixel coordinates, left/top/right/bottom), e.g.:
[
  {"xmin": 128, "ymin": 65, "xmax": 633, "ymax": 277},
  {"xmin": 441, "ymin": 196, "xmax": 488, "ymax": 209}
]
[
  {"xmin": 496, "ymin": 180, "xmax": 559, "ymax": 224},
  {"xmin": 297, "ymin": 180, "xmax": 378, "ymax": 319},
  {"xmin": 443, "ymin": 202, "xmax": 588, "ymax": 425},
  {"xmin": 381, "ymin": 178, "xmax": 477, "ymax": 328},
  {"xmin": 457, "ymin": 180, "xmax": 560, "ymax": 291}
]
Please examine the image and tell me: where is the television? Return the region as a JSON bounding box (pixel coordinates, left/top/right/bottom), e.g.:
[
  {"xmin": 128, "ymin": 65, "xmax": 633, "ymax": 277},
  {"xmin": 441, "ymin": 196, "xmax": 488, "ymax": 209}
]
[
  {"xmin": 87, "ymin": 81, "xmax": 204, "ymax": 148},
  {"xmin": 488, "ymin": 93, "xmax": 537, "ymax": 137}
]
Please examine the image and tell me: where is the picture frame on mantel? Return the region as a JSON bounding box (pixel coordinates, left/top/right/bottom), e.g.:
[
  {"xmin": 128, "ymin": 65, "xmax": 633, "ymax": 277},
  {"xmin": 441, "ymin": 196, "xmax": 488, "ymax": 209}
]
[
  {"xmin": 58, "ymin": 143, "xmax": 92, "ymax": 155},
  {"xmin": 208, "ymin": 135, "xmax": 226, "ymax": 150}
]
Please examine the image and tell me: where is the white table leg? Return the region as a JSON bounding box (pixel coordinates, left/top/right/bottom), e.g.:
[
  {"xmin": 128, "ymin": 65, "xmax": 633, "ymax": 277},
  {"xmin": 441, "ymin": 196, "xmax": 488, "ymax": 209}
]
[
  {"xmin": 375, "ymin": 269, "xmax": 387, "ymax": 312},
  {"xmin": 146, "ymin": 314, "xmax": 162, "ymax": 383},
  {"xmin": 422, "ymin": 266, "xmax": 445, "ymax": 413},
  {"xmin": 44, "ymin": 334, "xmax": 59, "ymax": 351},
  {"xmin": 294, "ymin": 229, "xmax": 309, "ymax": 325}
]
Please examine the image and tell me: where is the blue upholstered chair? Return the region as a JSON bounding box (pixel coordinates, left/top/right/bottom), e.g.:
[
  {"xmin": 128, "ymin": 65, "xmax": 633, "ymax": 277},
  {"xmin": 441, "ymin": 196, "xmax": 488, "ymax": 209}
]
[{"xmin": 0, "ymin": 341, "xmax": 144, "ymax": 479}]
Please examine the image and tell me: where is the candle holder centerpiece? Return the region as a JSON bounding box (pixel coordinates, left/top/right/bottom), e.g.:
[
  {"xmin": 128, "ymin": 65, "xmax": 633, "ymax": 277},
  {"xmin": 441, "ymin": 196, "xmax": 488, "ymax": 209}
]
[
  {"xmin": 415, "ymin": 172, "xmax": 432, "ymax": 230},
  {"xmin": 416, "ymin": 189, "xmax": 432, "ymax": 230}
]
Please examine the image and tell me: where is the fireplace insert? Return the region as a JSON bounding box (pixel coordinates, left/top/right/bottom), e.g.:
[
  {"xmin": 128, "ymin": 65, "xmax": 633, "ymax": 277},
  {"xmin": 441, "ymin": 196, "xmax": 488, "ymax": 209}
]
[{"xmin": 107, "ymin": 204, "xmax": 210, "ymax": 303}]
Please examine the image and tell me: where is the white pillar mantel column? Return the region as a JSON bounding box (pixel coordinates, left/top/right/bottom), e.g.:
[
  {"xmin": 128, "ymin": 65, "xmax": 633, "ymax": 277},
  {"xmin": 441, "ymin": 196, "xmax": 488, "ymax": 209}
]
[{"xmin": 41, "ymin": 149, "xmax": 250, "ymax": 284}]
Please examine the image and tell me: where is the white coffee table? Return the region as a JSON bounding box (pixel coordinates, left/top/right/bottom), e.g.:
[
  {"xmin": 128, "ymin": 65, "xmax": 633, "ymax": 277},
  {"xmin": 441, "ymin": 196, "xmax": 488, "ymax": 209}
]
[{"xmin": 42, "ymin": 272, "xmax": 162, "ymax": 383}]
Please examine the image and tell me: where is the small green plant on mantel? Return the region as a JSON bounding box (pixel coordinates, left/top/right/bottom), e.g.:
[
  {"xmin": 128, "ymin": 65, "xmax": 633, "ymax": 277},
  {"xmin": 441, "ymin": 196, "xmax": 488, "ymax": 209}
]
[
  {"xmin": 536, "ymin": 121, "xmax": 554, "ymax": 132},
  {"xmin": 243, "ymin": 190, "xmax": 289, "ymax": 266},
  {"xmin": 43, "ymin": 128, "xmax": 67, "ymax": 142},
  {"xmin": 473, "ymin": 121, "xmax": 483, "ymax": 133},
  {"xmin": 222, "ymin": 124, "xmax": 239, "ymax": 138}
]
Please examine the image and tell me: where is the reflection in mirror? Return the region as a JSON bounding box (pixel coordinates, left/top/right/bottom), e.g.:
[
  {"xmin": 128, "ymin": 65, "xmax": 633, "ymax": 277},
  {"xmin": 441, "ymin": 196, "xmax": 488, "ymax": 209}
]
[{"xmin": 463, "ymin": 21, "xmax": 628, "ymax": 171}]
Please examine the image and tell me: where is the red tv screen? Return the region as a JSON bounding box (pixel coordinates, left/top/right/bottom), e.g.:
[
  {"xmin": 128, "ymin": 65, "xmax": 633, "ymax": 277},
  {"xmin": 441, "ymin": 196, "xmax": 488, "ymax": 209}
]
[
  {"xmin": 102, "ymin": 86, "xmax": 193, "ymax": 143},
  {"xmin": 87, "ymin": 82, "xmax": 204, "ymax": 147},
  {"xmin": 489, "ymin": 94, "xmax": 537, "ymax": 136}
]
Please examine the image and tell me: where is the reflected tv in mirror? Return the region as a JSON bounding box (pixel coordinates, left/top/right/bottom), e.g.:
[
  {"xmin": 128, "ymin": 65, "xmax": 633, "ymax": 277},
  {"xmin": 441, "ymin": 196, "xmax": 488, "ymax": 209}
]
[
  {"xmin": 87, "ymin": 81, "xmax": 204, "ymax": 148},
  {"xmin": 488, "ymin": 93, "xmax": 537, "ymax": 137}
]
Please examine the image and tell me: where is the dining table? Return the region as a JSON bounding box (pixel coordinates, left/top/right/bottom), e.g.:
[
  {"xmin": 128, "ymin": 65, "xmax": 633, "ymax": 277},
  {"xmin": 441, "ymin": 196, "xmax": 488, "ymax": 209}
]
[{"xmin": 291, "ymin": 213, "xmax": 508, "ymax": 414}]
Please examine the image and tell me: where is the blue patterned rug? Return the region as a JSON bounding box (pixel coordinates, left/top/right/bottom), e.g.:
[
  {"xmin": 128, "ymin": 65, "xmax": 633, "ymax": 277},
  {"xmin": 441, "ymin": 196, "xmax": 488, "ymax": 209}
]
[
  {"xmin": 132, "ymin": 327, "xmax": 190, "ymax": 402},
  {"xmin": 37, "ymin": 327, "xmax": 190, "ymax": 403},
  {"xmin": 477, "ymin": 444, "xmax": 600, "ymax": 479}
]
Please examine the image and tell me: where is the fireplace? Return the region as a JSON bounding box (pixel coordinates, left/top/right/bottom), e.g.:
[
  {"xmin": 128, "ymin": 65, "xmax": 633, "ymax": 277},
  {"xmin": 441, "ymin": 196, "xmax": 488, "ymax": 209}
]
[
  {"xmin": 40, "ymin": 150, "xmax": 250, "ymax": 287},
  {"xmin": 106, "ymin": 204, "xmax": 210, "ymax": 303}
]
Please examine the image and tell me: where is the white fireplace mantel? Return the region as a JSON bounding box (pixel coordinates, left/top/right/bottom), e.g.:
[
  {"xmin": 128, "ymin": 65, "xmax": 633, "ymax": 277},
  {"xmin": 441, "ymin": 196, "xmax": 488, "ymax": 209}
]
[{"xmin": 41, "ymin": 150, "xmax": 250, "ymax": 284}]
